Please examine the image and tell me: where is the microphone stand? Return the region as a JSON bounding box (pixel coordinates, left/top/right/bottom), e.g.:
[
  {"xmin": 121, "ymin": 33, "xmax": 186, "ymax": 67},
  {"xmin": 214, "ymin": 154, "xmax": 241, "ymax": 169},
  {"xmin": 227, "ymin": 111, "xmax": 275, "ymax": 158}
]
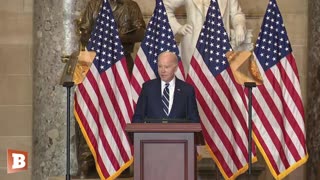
[
  {"xmin": 61, "ymin": 53, "xmax": 78, "ymax": 180},
  {"xmin": 244, "ymin": 82, "xmax": 256, "ymax": 175},
  {"xmin": 60, "ymin": 51, "xmax": 94, "ymax": 180},
  {"xmin": 63, "ymin": 81, "xmax": 74, "ymax": 180}
]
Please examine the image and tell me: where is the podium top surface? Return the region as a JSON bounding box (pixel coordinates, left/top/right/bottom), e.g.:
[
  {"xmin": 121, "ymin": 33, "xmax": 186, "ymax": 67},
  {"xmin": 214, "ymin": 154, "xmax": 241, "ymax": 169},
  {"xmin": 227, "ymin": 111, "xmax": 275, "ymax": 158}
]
[{"xmin": 125, "ymin": 123, "xmax": 202, "ymax": 133}]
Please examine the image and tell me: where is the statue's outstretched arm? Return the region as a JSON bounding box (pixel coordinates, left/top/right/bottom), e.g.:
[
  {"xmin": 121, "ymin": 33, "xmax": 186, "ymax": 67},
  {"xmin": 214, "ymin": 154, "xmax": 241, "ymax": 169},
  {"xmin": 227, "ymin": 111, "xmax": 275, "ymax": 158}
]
[
  {"xmin": 163, "ymin": 0, "xmax": 192, "ymax": 35},
  {"xmin": 120, "ymin": 28, "xmax": 145, "ymax": 43}
]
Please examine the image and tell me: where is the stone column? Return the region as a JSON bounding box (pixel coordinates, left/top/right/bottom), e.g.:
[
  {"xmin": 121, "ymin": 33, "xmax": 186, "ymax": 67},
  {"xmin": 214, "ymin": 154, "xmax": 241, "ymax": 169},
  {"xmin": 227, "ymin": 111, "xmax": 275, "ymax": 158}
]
[
  {"xmin": 307, "ymin": 0, "xmax": 320, "ymax": 179},
  {"xmin": 32, "ymin": 0, "xmax": 89, "ymax": 179}
]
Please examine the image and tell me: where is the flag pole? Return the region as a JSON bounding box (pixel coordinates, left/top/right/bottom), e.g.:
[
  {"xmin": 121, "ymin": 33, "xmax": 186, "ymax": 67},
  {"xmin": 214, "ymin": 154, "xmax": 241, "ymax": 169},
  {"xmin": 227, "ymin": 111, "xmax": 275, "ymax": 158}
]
[{"xmin": 244, "ymin": 82, "xmax": 256, "ymax": 175}]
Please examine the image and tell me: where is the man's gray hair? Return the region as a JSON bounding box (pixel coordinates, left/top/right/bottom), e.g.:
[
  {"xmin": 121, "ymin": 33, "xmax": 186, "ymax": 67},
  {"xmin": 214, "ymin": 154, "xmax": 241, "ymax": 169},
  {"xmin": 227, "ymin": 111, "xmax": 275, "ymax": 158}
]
[{"xmin": 157, "ymin": 51, "xmax": 178, "ymax": 64}]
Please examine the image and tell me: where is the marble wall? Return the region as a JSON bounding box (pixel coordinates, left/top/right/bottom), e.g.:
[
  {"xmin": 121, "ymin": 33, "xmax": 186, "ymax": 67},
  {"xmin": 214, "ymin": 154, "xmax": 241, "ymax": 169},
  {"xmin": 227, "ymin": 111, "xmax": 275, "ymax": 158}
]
[
  {"xmin": 0, "ymin": 0, "xmax": 33, "ymax": 180},
  {"xmin": 0, "ymin": 0, "xmax": 314, "ymax": 180}
]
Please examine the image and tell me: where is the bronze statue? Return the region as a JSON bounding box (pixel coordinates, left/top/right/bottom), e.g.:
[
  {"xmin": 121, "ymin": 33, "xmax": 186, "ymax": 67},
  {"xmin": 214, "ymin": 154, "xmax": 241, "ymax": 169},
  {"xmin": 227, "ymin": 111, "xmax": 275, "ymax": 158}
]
[
  {"xmin": 76, "ymin": 0, "xmax": 145, "ymax": 178},
  {"xmin": 78, "ymin": 0, "xmax": 146, "ymax": 74}
]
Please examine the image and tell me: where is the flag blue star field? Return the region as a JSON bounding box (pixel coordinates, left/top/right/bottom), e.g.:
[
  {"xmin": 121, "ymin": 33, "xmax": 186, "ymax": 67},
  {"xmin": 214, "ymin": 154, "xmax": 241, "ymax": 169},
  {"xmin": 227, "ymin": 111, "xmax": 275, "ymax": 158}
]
[
  {"xmin": 252, "ymin": 0, "xmax": 308, "ymax": 179},
  {"xmin": 74, "ymin": 0, "xmax": 134, "ymax": 179},
  {"xmin": 186, "ymin": 0, "xmax": 253, "ymax": 179},
  {"xmin": 131, "ymin": 0, "xmax": 184, "ymax": 103}
]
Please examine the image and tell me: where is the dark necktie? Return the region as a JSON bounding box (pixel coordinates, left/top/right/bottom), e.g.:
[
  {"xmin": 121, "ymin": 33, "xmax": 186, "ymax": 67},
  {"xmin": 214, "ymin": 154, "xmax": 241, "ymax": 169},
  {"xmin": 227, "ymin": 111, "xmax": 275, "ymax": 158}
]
[{"xmin": 162, "ymin": 83, "xmax": 170, "ymax": 116}]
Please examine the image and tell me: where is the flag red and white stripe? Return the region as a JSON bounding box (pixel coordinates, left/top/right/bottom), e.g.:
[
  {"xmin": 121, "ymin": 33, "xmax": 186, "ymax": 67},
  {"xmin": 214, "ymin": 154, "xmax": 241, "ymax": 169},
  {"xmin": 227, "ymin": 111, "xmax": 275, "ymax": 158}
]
[
  {"xmin": 251, "ymin": 0, "xmax": 308, "ymax": 179},
  {"xmin": 131, "ymin": 0, "xmax": 184, "ymax": 103},
  {"xmin": 186, "ymin": 0, "xmax": 253, "ymax": 179},
  {"xmin": 74, "ymin": 0, "xmax": 133, "ymax": 179}
]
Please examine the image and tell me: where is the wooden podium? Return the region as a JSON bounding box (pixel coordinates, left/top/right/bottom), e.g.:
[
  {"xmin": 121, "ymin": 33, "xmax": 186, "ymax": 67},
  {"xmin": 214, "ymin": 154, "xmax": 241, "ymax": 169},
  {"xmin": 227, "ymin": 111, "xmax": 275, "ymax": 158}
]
[{"xmin": 126, "ymin": 123, "xmax": 203, "ymax": 180}]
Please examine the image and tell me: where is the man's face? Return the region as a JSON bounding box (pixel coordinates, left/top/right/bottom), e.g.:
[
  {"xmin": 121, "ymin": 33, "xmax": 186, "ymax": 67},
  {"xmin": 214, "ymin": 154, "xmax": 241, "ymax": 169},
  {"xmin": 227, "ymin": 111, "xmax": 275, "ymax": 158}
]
[{"xmin": 157, "ymin": 52, "xmax": 178, "ymax": 82}]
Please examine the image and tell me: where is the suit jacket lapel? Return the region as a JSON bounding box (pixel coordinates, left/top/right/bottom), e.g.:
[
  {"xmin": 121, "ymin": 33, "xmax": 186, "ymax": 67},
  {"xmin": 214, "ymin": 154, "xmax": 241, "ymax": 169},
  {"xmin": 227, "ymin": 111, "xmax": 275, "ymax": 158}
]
[
  {"xmin": 155, "ymin": 79, "xmax": 167, "ymax": 117},
  {"xmin": 170, "ymin": 79, "xmax": 183, "ymax": 117}
]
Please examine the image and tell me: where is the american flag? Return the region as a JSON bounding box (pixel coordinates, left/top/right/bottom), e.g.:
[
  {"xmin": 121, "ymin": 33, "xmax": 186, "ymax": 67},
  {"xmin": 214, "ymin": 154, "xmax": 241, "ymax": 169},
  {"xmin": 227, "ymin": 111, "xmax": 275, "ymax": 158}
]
[
  {"xmin": 130, "ymin": 0, "xmax": 184, "ymax": 103},
  {"xmin": 74, "ymin": 0, "xmax": 134, "ymax": 179},
  {"xmin": 252, "ymin": 0, "xmax": 308, "ymax": 179},
  {"xmin": 186, "ymin": 0, "xmax": 252, "ymax": 179}
]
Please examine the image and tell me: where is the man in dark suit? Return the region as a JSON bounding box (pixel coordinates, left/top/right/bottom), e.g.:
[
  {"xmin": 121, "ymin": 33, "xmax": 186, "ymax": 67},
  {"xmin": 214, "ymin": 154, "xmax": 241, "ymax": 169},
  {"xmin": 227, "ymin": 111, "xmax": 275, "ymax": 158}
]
[{"xmin": 132, "ymin": 51, "xmax": 200, "ymax": 123}]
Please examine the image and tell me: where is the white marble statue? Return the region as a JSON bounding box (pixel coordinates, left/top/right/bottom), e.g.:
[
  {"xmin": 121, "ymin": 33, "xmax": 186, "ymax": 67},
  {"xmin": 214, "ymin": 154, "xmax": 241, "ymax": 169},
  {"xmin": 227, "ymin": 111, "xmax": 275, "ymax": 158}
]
[{"xmin": 164, "ymin": 0, "xmax": 253, "ymax": 75}]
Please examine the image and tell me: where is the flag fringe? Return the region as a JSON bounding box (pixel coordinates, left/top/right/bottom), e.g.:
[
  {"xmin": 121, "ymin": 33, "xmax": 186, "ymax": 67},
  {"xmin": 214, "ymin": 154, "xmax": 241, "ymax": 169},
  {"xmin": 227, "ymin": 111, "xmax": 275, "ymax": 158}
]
[
  {"xmin": 253, "ymin": 132, "xmax": 308, "ymax": 180},
  {"xmin": 204, "ymin": 143, "xmax": 258, "ymax": 180},
  {"xmin": 74, "ymin": 109, "xmax": 133, "ymax": 180}
]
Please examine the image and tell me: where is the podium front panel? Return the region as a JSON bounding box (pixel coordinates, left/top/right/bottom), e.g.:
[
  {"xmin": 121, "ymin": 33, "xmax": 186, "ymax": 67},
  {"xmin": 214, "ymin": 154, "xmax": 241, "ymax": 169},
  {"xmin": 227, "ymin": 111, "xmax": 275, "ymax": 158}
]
[{"xmin": 134, "ymin": 132, "xmax": 195, "ymax": 180}]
